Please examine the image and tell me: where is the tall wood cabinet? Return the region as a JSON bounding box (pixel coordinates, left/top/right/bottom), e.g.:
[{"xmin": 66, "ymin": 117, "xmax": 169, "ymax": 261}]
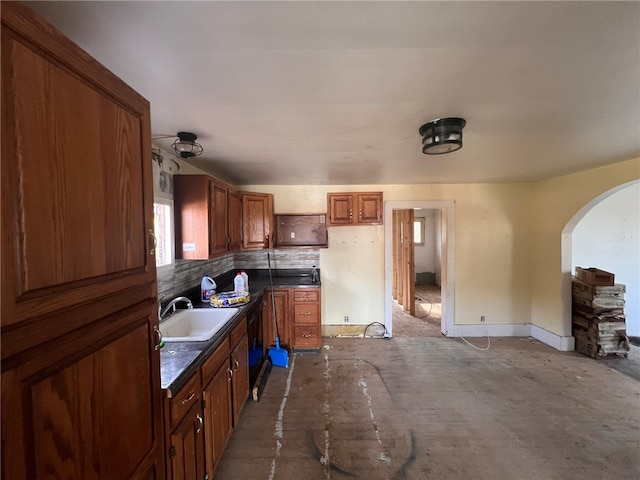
[
  {"xmin": 1, "ymin": 3, "xmax": 163, "ymax": 479},
  {"xmin": 327, "ymin": 192, "xmax": 383, "ymax": 226}
]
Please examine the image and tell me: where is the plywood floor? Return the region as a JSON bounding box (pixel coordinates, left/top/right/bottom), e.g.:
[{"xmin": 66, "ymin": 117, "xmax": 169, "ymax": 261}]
[{"xmin": 215, "ymin": 336, "xmax": 640, "ymax": 479}]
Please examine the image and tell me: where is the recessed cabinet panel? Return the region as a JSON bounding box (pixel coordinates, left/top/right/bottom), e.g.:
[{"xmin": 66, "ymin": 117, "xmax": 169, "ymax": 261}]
[{"xmin": 275, "ymin": 214, "xmax": 328, "ymax": 247}]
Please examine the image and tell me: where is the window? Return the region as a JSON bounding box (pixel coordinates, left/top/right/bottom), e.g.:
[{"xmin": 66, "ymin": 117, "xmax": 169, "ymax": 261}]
[
  {"xmin": 153, "ymin": 199, "xmax": 174, "ymax": 270},
  {"xmin": 414, "ymin": 217, "xmax": 425, "ymax": 245}
]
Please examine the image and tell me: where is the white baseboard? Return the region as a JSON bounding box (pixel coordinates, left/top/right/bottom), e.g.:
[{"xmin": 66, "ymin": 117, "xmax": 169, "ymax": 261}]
[
  {"xmin": 445, "ymin": 323, "xmax": 531, "ymax": 338},
  {"xmin": 531, "ymin": 325, "xmax": 575, "ymax": 351}
]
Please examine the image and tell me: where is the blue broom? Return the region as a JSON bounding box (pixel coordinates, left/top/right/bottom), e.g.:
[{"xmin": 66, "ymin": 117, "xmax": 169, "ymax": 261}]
[{"xmin": 267, "ymin": 252, "xmax": 289, "ymax": 368}]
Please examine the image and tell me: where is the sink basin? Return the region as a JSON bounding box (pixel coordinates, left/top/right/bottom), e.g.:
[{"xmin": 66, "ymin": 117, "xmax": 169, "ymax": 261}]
[{"xmin": 160, "ymin": 308, "xmax": 239, "ymax": 342}]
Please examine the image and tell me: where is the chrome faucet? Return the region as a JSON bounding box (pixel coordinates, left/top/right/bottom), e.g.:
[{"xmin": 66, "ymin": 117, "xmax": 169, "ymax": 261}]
[{"xmin": 159, "ymin": 296, "xmax": 193, "ymax": 321}]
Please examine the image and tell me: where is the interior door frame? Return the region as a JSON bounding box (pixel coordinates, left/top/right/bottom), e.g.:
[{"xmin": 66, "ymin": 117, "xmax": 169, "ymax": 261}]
[{"xmin": 384, "ymin": 200, "xmax": 455, "ymax": 336}]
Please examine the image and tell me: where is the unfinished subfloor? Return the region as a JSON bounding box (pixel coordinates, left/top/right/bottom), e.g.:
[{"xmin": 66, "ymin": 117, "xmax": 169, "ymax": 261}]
[{"xmin": 216, "ymin": 337, "xmax": 640, "ymax": 480}]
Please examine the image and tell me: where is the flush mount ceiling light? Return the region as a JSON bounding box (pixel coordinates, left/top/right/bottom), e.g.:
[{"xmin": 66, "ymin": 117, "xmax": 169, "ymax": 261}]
[
  {"xmin": 419, "ymin": 117, "xmax": 466, "ymax": 155},
  {"xmin": 171, "ymin": 131, "xmax": 203, "ymax": 158}
]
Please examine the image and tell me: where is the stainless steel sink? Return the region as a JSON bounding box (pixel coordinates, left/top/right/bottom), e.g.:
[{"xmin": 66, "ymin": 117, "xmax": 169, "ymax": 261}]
[{"xmin": 159, "ymin": 308, "xmax": 239, "ymax": 342}]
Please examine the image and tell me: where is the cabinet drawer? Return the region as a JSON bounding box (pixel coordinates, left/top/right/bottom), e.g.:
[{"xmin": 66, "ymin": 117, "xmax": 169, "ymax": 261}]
[
  {"xmin": 293, "ymin": 304, "xmax": 319, "ymax": 324},
  {"xmin": 168, "ymin": 372, "xmax": 202, "ymax": 430},
  {"xmin": 229, "ymin": 315, "xmax": 247, "ymax": 347},
  {"xmin": 293, "ymin": 289, "xmax": 319, "ymax": 303},
  {"xmin": 201, "ymin": 338, "xmax": 230, "ymax": 385},
  {"xmin": 294, "ymin": 325, "xmax": 321, "ymax": 348}
]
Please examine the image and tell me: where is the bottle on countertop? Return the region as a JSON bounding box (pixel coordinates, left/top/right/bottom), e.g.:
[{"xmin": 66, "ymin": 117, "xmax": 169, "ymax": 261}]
[
  {"xmin": 240, "ymin": 270, "xmax": 249, "ymax": 292},
  {"xmin": 234, "ymin": 272, "xmax": 245, "ymax": 292},
  {"xmin": 201, "ymin": 274, "xmax": 217, "ymax": 302},
  {"xmin": 311, "ymin": 265, "xmax": 319, "ymax": 283}
]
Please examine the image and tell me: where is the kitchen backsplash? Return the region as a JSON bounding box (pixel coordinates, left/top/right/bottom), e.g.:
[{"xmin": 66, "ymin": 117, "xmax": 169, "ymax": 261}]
[{"xmin": 158, "ymin": 249, "xmax": 320, "ymax": 300}]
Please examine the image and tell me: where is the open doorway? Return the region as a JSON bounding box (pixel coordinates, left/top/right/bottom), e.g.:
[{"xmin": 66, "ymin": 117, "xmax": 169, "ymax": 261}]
[
  {"xmin": 391, "ymin": 208, "xmax": 443, "ymax": 337},
  {"xmin": 384, "ymin": 200, "xmax": 455, "ymax": 337}
]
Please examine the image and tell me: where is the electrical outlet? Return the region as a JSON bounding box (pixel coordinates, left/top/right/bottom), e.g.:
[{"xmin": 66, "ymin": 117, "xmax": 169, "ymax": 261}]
[
  {"xmin": 480, "ymin": 315, "xmax": 485, "ymax": 322},
  {"xmin": 344, "ymin": 315, "xmax": 349, "ymax": 323}
]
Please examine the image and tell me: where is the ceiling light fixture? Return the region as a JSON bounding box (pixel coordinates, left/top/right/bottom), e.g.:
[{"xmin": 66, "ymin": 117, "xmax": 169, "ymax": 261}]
[
  {"xmin": 171, "ymin": 132, "xmax": 203, "ymax": 158},
  {"xmin": 419, "ymin": 117, "xmax": 466, "ymax": 155}
]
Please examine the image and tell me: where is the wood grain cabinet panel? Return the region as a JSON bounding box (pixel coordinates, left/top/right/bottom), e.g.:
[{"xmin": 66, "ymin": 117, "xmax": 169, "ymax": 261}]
[
  {"xmin": 327, "ymin": 192, "xmax": 383, "ymax": 226},
  {"xmin": 228, "ymin": 188, "xmax": 242, "ymax": 252},
  {"xmin": 166, "ymin": 402, "xmax": 205, "ymax": 480},
  {"xmin": 202, "ymin": 358, "xmax": 232, "ymax": 478},
  {"xmin": 2, "ymin": 305, "xmax": 164, "ymax": 480},
  {"xmin": 231, "ymin": 332, "xmax": 250, "ymax": 425},
  {"xmin": 1, "ymin": 4, "xmax": 163, "ymax": 479},
  {"xmin": 241, "ymin": 192, "xmax": 274, "ymax": 250},
  {"xmin": 210, "ymin": 180, "xmax": 230, "ymax": 255},
  {"xmin": 262, "ymin": 289, "xmax": 290, "ymax": 349}
]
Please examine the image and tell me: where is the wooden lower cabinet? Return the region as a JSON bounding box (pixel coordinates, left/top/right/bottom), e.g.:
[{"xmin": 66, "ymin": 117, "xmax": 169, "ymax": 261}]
[
  {"xmin": 167, "ymin": 402, "xmax": 205, "ymax": 480},
  {"xmin": 2, "ymin": 303, "xmax": 164, "ymax": 480},
  {"xmin": 164, "ymin": 316, "xmax": 251, "ymax": 480},
  {"xmin": 263, "ymin": 287, "xmax": 322, "ymax": 351},
  {"xmin": 292, "ymin": 288, "xmax": 322, "ymax": 349},
  {"xmin": 202, "ymin": 358, "xmax": 232, "ymax": 478},
  {"xmin": 231, "ymin": 332, "xmax": 249, "ymax": 425},
  {"xmin": 262, "ymin": 289, "xmax": 291, "ymax": 349}
]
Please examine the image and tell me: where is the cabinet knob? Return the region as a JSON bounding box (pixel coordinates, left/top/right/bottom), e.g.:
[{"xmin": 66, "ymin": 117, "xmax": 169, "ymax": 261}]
[{"xmin": 227, "ymin": 368, "xmax": 233, "ymax": 382}]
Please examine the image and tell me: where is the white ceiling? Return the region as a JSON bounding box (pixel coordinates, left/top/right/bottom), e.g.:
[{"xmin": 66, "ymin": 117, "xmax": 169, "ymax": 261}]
[{"xmin": 27, "ymin": 1, "xmax": 640, "ymax": 186}]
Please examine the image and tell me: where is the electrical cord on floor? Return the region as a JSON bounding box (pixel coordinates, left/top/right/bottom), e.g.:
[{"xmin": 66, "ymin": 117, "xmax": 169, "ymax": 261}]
[
  {"xmin": 363, "ymin": 322, "xmax": 390, "ymax": 338},
  {"xmin": 415, "ymin": 295, "xmax": 432, "ymax": 318},
  {"xmin": 458, "ymin": 329, "xmax": 491, "ymax": 351}
]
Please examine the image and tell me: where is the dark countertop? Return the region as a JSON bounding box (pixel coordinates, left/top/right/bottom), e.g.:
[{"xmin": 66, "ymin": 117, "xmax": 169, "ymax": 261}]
[{"xmin": 160, "ymin": 273, "xmax": 320, "ymax": 396}]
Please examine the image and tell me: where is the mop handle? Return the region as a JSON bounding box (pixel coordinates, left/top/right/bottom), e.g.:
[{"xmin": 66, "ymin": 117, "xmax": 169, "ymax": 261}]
[{"xmin": 267, "ymin": 252, "xmax": 279, "ymax": 339}]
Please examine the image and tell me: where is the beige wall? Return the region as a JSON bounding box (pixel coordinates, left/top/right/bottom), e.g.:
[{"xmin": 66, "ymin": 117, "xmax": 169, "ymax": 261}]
[
  {"xmin": 243, "ymin": 184, "xmax": 534, "ymax": 330},
  {"xmin": 530, "ymin": 157, "xmax": 640, "ymax": 337},
  {"xmin": 246, "ymin": 158, "xmax": 639, "ymax": 339}
]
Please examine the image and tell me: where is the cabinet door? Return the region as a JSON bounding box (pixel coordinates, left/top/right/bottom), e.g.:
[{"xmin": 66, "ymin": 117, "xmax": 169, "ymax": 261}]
[
  {"xmin": 263, "ymin": 289, "xmax": 290, "ymax": 349},
  {"xmin": 357, "ymin": 192, "xmax": 383, "ymax": 225},
  {"xmin": 228, "ymin": 188, "xmax": 242, "ymax": 252},
  {"xmin": 231, "ymin": 333, "xmax": 250, "ymax": 425},
  {"xmin": 210, "ymin": 180, "xmax": 229, "ymax": 255},
  {"xmin": 1, "ymin": 2, "xmax": 156, "ymax": 352},
  {"xmin": 327, "ymin": 193, "xmax": 354, "ymax": 225},
  {"xmin": 203, "ymin": 362, "xmax": 232, "ymax": 478},
  {"xmin": 167, "ymin": 403, "xmax": 205, "ymax": 480},
  {"xmin": 174, "ymin": 175, "xmax": 211, "ymax": 260},
  {"xmin": 241, "ymin": 192, "xmax": 274, "ymax": 250},
  {"xmin": 1, "ymin": 304, "xmax": 164, "ymax": 480}
]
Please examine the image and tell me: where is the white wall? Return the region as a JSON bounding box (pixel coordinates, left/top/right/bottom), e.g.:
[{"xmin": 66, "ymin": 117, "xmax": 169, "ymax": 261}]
[
  {"xmin": 572, "ymin": 183, "xmax": 640, "ymax": 336},
  {"xmin": 414, "ymin": 209, "xmax": 438, "ymax": 280}
]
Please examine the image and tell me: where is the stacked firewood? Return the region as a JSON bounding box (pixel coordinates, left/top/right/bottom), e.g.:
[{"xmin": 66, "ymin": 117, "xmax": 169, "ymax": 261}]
[{"xmin": 572, "ymin": 268, "xmax": 628, "ymax": 359}]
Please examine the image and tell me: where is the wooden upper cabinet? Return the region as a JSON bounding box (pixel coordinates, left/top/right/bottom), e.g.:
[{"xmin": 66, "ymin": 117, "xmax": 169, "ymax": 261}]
[
  {"xmin": 228, "ymin": 188, "xmax": 242, "ymax": 252},
  {"xmin": 210, "ymin": 180, "xmax": 229, "ymax": 255},
  {"xmin": 1, "ymin": 2, "xmax": 155, "ymax": 342},
  {"xmin": 327, "ymin": 192, "xmax": 383, "ymax": 226},
  {"xmin": 241, "ymin": 192, "xmax": 274, "ymax": 250},
  {"xmin": 174, "ymin": 175, "xmax": 212, "ymax": 260}
]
